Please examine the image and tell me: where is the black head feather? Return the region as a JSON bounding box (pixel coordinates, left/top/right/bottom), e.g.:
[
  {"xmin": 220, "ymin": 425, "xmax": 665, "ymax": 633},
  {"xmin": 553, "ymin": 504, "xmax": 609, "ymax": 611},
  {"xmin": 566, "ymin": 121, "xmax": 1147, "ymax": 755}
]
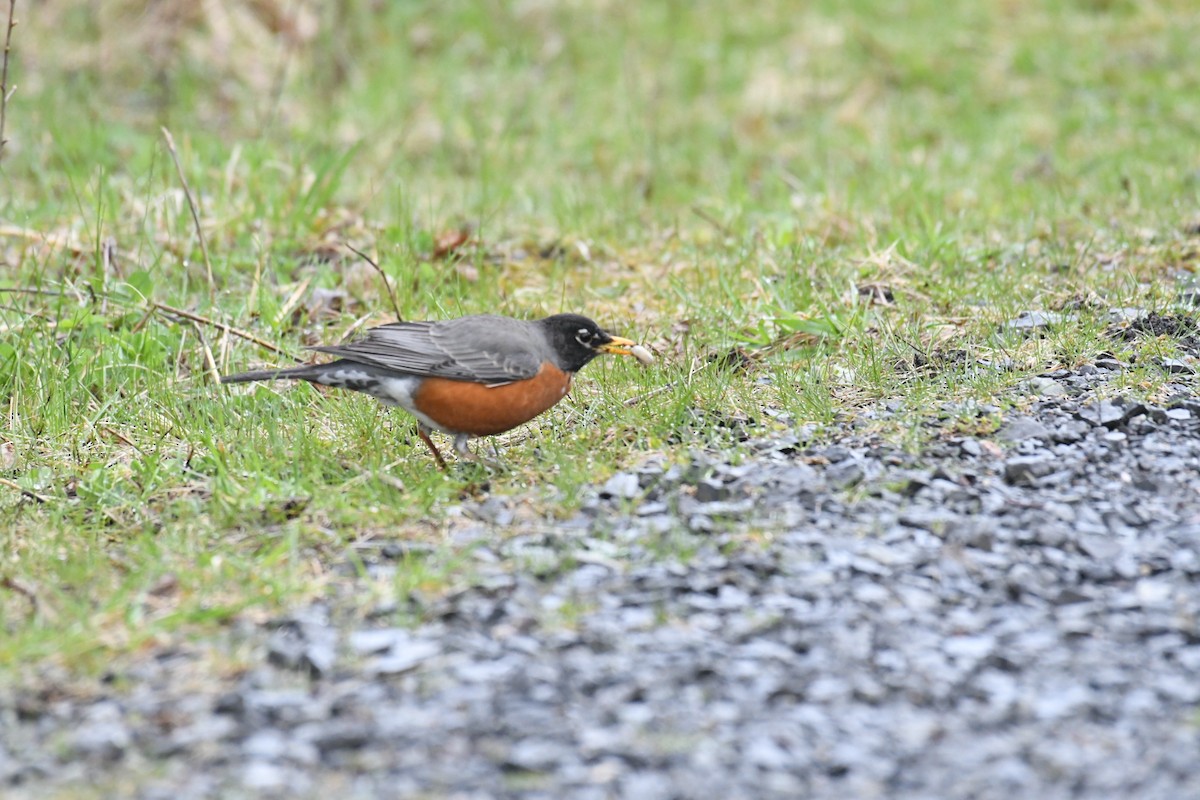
[{"xmin": 537, "ymin": 314, "xmax": 618, "ymax": 372}]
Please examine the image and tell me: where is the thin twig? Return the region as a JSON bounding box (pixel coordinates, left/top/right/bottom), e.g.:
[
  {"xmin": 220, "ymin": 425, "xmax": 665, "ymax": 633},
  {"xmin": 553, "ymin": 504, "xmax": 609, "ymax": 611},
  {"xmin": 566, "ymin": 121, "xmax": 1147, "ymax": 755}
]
[
  {"xmin": 0, "ymin": 0, "xmax": 16, "ymax": 163},
  {"xmin": 151, "ymin": 300, "xmax": 302, "ymax": 362},
  {"xmin": 275, "ymin": 277, "xmax": 311, "ymax": 326},
  {"xmin": 161, "ymin": 127, "xmax": 215, "ymax": 300},
  {"xmin": 339, "ymin": 456, "xmax": 409, "ymax": 491},
  {"xmin": 691, "ymin": 205, "xmax": 732, "ymax": 237},
  {"xmin": 100, "ymin": 425, "xmax": 141, "ymax": 452},
  {"xmin": 1, "ymin": 575, "xmax": 39, "ymax": 611},
  {"xmin": 101, "ymin": 236, "xmax": 121, "ymax": 279},
  {"xmin": 188, "ymin": 320, "xmax": 223, "ymax": 385},
  {"xmin": 336, "ymin": 312, "xmax": 374, "ymax": 344},
  {"xmin": 0, "ymin": 285, "xmax": 298, "ymax": 362},
  {"xmin": 346, "ymin": 243, "xmax": 402, "ymax": 321},
  {"xmin": 0, "ymin": 476, "xmax": 48, "ymax": 504}
]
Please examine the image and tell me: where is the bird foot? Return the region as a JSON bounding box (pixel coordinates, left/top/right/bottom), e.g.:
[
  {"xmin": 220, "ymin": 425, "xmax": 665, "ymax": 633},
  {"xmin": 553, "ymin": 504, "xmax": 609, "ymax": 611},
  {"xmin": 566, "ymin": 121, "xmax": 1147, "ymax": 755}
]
[
  {"xmin": 415, "ymin": 429, "xmax": 505, "ymax": 471},
  {"xmin": 454, "ymin": 434, "xmax": 507, "ymax": 471}
]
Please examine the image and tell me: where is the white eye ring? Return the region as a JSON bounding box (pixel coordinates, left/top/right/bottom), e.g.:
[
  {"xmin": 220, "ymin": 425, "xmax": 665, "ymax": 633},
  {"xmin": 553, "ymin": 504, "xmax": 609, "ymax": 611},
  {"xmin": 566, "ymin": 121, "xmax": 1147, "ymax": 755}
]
[{"xmin": 576, "ymin": 328, "xmax": 594, "ymax": 345}]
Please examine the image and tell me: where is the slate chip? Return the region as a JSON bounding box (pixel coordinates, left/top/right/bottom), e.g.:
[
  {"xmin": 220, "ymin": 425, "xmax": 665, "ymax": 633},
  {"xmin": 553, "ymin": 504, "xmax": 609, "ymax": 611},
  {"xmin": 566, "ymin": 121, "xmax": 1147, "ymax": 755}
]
[
  {"xmin": 694, "ymin": 478, "xmax": 731, "ymax": 503},
  {"xmin": 1161, "ymin": 358, "xmax": 1195, "ymax": 375},
  {"xmin": 1077, "ymin": 399, "xmax": 1147, "ymax": 429},
  {"xmin": 997, "ymin": 416, "xmax": 1051, "ymax": 442},
  {"xmin": 1005, "ymin": 310, "xmax": 1070, "ymax": 330},
  {"xmin": 1003, "ymin": 456, "xmax": 1056, "ymax": 486}
]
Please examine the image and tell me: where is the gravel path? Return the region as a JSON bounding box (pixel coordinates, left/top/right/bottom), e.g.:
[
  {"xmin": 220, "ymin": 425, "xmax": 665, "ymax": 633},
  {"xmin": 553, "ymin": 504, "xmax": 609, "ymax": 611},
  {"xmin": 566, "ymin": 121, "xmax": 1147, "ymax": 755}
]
[{"xmin": 5, "ymin": 354, "xmax": 1200, "ymax": 799}]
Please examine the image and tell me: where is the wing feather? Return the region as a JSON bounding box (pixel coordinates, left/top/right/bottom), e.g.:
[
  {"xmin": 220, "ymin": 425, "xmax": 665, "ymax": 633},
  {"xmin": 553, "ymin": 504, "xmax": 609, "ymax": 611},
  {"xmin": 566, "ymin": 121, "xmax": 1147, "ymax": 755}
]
[{"xmin": 308, "ymin": 315, "xmax": 545, "ymax": 384}]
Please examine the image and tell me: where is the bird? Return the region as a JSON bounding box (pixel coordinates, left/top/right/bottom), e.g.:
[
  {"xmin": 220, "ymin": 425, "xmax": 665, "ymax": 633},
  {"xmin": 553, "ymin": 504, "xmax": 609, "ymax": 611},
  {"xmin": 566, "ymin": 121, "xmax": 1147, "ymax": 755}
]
[{"xmin": 221, "ymin": 313, "xmax": 646, "ymax": 469}]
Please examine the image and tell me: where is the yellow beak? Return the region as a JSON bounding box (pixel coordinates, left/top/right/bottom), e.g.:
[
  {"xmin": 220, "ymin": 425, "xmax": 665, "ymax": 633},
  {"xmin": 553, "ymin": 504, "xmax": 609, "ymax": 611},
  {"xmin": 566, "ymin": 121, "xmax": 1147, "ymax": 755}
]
[{"xmin": 597, "ymin": 335, "xmax": 637, "ymax": 356}]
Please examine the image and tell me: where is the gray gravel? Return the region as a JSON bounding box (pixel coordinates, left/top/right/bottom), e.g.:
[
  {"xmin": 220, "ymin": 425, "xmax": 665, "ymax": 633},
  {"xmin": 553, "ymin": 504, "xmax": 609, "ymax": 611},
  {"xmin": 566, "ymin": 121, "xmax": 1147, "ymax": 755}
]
[{"xmin": 5, "ymin": 351, "xmax": 1200, "ymax": 798}]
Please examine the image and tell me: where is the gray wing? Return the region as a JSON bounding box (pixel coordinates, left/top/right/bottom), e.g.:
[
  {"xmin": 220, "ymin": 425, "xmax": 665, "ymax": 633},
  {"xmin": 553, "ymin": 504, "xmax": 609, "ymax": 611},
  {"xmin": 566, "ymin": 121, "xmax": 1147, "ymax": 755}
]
[{"xmin": 308, "ymin": 315, "xmax": 545, "ymax": 384}]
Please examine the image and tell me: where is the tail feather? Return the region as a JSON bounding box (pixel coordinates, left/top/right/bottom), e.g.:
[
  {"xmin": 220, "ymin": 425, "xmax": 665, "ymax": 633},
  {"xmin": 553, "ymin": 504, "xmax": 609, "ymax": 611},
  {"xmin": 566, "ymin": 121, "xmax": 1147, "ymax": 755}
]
[{"xmin": 220, "ymin": 365, "xmax": 317, "ymax": 384}]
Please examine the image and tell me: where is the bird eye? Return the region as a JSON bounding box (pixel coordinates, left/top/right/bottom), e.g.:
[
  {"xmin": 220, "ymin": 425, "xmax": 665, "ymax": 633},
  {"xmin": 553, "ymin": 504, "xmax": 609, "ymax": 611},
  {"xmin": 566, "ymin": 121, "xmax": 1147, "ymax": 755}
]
[{"xmin": 575, "ymin": 328, "xmax": 594, "ymax": 346}]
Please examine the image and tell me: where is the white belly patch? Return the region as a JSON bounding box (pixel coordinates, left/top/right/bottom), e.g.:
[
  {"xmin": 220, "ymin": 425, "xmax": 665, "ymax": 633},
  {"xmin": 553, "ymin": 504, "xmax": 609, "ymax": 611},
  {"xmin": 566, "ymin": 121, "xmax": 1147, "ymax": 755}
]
[{"xmin": 313, "ymin": 370, "xmax": 446, "ymax": 433}]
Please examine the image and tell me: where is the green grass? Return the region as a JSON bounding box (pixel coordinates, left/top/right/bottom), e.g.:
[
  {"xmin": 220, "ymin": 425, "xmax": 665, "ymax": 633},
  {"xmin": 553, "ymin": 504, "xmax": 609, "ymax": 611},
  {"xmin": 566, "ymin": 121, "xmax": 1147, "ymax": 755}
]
[{"xmin": 1, "ymin": 0, "xmax": 1199, "ymax": 681}]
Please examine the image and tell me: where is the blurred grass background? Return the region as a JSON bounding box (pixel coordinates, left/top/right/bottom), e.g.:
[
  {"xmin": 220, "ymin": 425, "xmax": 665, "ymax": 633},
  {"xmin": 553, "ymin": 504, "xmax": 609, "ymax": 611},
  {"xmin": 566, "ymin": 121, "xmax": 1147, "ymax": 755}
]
[{"xmin": 1, "ymin": 0, "xmax": 1198, "ymax": 676}]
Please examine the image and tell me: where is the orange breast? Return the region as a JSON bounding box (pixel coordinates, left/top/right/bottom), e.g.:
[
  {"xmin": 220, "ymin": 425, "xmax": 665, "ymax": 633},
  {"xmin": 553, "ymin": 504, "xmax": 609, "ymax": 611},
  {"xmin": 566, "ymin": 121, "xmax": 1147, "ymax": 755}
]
[{"xmin": 412, "ymin": 363, "xmax": 573, "ymax": 436}]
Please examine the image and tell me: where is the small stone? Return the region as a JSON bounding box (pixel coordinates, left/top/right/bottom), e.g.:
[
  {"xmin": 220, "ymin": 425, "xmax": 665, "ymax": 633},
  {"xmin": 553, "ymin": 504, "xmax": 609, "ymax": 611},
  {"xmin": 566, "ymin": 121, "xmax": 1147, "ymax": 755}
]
[
  {"xmin": 898, "ymin": 508, "xmax": 954, "ymax": 532},
  {"xmin": 1106, "ymin": 307, "xmax": 1145, "ymax": 323},
  {"xmin": 821, "ymin": 446, "xmax": 853, "ymax": 463},
  {"xmin": 771, "ymin": 465, "xmax": 821, "ymax": 493},
  {"xmin": 266, "ymin": 629, "xmax": 306, "ymax": 671},
  {"xmin": 505, "ymin": 739, "xmax": 566, "ymax": 772},
  {"xmin": 600, "ymin": 472, "xmax": 640, "ymax": 500},
  {"xmin": 853, "ymin": 582, "xmax": 891, "ymax": 605},
  {"xmin": 1078, "ymin": 534, "xmax": 1122, "ymax": 560},
  {"xmin": 636, "ymin": 501, "xmax": 669, "ymax": 516},
  {"xmin": 69, "ymin": 721, "xmax": 131, "ymax": 762},
  {"xmin": 1003, "ymin": 457, "xmax": 1055, "ymax": 486},
  {"xmin": 152, "ymin": 716, "xmax": 238, "ymax": 757},
  {"xmin": 997, "ymin": 417, "xmax": 1050, "ymax": 442},
  {"xmin": 369, "ymin": 640, "xmax": 440, "ymax": 675},
  {"xmin": 944, "ymin": 634, "xmax": 995, "ymax": 662},
  {"xmin": 744, "ymin": 735, "xmax": 792, "ymax": 769},
  {"xmin": 952, "ymin": 521, "xmax": 995, "ymax": 550},
  {"xmin": 1031, "ymin": 683, "xmax": 1093, "ymax": 720},
  {"xmin": 1052, "ymin": 587, "xmax": 1092, "ymax": 606},
  {"xmin": 621, "ymin": 772, "xmax": 675, "ymax": 800},
  {"xmin": 1025, "ymin": 377, "xmax": 1068, "ymax": 397},
  {"xmin": 242, "ymin": 690, "xmax": 312, "ymax": 724},
  {"xmin": 850, "ymin": 556, "xmax": 890, "ymax": 576},
  {"xmin": 242, "ymin": 730, "xmax": 290, "ymax": 761},
  {"xmin": 303, "ymin": 720, "xmax": 374, "ymax": 752},
  {"xmin": 213, "ymin": 692, "xmax": 246, "ymax": 716},
  {"xmin": 1005, "ymin": 310, "xmax": 1069, "ymax": 330},
  {"xmin": 1050, "ymin": 421, "xmax": 1090, "ymax": 443},
  {"xmin": 694, "ymin": 478, "xmax": 730, "ymax": 503},
  {"xmin": 827, "ymin": 461, "xmax": 865, "ymax": 489},
  {"xmin": 1077, "ymin": 399, "xmax": 1147, "ymax": 429},
  {"xmin": 349, "ymin": 628, "xmax": 409, "ymax": 656},
  {"xmin": 242, "ymin": 760, "xmax": 291, "ymax": 791},
  {"xmin": 1079, "ymin": 400, "xmax": 1127, "ymax": 428},
  {"xmin": 1136, "ymin": 578, "xmax": 1174, "ymax": 607},
  {"xmin": 302, "ymin": 640, "xmax": 337, "ymax": 677},
  {"xmin": 1161, "ymin": 358, "xmax": 1196, "ymax": 375}
]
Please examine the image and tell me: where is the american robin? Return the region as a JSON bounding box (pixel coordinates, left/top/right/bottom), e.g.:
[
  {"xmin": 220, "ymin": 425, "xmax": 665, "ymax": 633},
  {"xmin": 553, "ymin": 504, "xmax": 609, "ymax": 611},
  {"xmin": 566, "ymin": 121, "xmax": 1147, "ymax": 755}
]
[{"xmin": 221, "ymin": 313, "xmax": 648, "ymax": 468}]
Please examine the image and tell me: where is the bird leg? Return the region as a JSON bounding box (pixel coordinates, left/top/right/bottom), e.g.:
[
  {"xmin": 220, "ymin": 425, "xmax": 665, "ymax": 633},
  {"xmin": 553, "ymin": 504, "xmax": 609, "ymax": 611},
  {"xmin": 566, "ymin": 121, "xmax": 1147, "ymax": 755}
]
[
  {"xmin": 416, "ymin": 425, "xmax": 448, "ymax": 471},
  {"xmin": 453, "ymin": 434, "xmax": 474, "ymax": 460}
]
